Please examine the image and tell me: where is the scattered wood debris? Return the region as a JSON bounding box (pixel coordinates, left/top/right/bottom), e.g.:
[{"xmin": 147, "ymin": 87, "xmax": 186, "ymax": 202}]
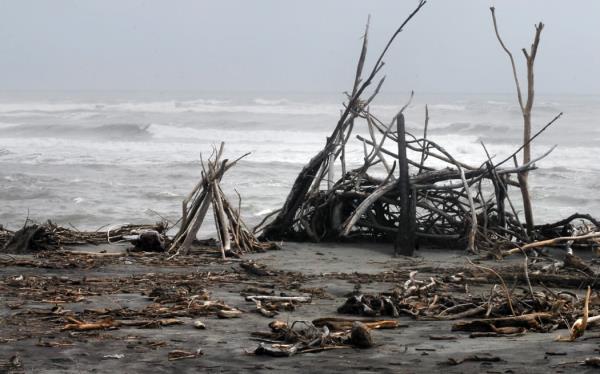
[
  {"xmin": 1, "ymin": 221, "xmax": 167, "ymax": 254},
  {"xmin": 168, "ymin": 348, "xmax": 203, "ymax": 361},
  {"xmin": 250, "ymin": 317, "xmax": 400, "ymax": 357},
  {"xmin": 445, "ymin": 353, "xmax": 501, "ymax": 366}
]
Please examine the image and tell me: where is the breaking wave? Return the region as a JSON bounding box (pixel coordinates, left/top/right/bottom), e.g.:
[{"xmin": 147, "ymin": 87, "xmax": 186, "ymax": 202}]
[
  {"xmin": 1, "ymin": 123, "xmax": 153, "ymax": 140},
  {"xmin": 0, "ymin": 98, "xmax": 338, "ymax": 117}
]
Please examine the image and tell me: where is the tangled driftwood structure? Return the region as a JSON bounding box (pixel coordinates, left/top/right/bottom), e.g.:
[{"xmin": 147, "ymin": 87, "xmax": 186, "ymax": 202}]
[{"xmin": 258, "ymin": 1, "xmax": 600, "ymax": 258}]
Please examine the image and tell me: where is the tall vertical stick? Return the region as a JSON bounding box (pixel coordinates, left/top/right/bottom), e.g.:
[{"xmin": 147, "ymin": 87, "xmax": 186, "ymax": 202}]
[
  {"xmin": 490, "ymin": 7, "xmax": 543, "ymax": 236},
  {"xmin": 394, "ymin": 114, "xmax": 415, "ymax": 256}
]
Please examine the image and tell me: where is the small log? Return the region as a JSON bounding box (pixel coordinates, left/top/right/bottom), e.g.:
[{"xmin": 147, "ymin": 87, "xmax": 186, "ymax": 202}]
[
  {"xmin": 245, "ymin": 295, "xmax": 311, "ymax": 303},
  {"xmin": 452, "ymin": 312, "xmax": 554, "ymax": 332},
  {"xmin": 61, "ymin": 317, "xmax": 117, "ymax": 331},
  {"xmin": 217, "ymin": 309, "xmax": 242, "ymax": 319},
  {"xmin": 504, "ymin": 232, "xmax": 600, "ymax": 256},
  {"xmin": 313, "ymin": 317, "xmax": 398, "ymax": 331}
]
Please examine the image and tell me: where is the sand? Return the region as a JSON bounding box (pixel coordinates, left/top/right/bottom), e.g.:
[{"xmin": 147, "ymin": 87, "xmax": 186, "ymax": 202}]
[{"xmin": 0, "ymin": 243, "xmax": 597, "ymax": 373}]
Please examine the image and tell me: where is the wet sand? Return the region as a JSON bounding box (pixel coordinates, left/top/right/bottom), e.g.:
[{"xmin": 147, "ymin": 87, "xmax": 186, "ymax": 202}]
[{"xmin": 1, "ymin": 243, "xmax": 598, "ymax": 373}]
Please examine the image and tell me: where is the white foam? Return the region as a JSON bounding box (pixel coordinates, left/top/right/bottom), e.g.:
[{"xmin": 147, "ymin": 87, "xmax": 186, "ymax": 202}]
[
  {"xmin": 253, "ymin": 98, "xmax": 290, "ymax": 105},
  {"xmin": 0, "ymin": 98, "xmax": 341, "ymax": 117},
  {"xmin": 429, "ymin": 104, "xmax": 466, "ymax": 111},
  {"xmin": 254, "ymin": 208, "xmax": 275, "ymax": 216}
]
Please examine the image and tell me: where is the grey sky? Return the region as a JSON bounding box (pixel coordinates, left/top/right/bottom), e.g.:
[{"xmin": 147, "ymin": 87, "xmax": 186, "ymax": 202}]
[{"xmin": 0, "ymin": 0, "xmax": 598, "ymax": 94}]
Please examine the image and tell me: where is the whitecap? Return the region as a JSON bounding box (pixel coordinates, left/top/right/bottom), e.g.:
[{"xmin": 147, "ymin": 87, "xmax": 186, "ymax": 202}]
[
  {"xmin": 429, "ymin": 104, "xmax": 467, "ymax": 111},
  {"xmin": 253, "ymin": 98, "xmax": 290, "ymax": 105}
]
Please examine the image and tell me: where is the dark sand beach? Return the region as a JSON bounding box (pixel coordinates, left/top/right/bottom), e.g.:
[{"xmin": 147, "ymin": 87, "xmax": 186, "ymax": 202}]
[{"xmin": 1, "ymin": 243, "xmax": 597, "ymax": 373}]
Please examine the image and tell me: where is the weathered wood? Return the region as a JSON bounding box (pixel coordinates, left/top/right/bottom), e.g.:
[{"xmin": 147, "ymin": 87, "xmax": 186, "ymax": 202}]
[
  {"xmin": 245, "ymin": 295, "xmax": 311, "ymax": 303},
  {"xmin": 178, "ymin": 184, "xmax": 213, "ymax": 255},
  {"xmin": 212, "ymin": 181, "xmax": 230, "ymax": 260},
  {"xmin": 394, "ymin": 114, "xmax": 415, "ymax": 256}
]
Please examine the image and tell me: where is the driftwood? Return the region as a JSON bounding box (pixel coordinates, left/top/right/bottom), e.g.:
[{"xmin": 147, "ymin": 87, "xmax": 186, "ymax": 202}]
[
  {"xmin": 245, "ymin": 295, "xmax": 311, "ymax": 303},
  {"xmin": 248, "ymin": 2, "xmax": 600, "ymax": 263},
  {"xmin": 312, "ymin": 317, "xmax": 399, "ymax": 331},
  {"xmin": 1, "ymin": 221, "xmax": 167, "ymax": 254},
  {"xmin": 169, "ymin": 143, "xmax": 276, "ymax": 258},
  {"xmin": 255, "ymin": 3, "xmax": 593, "ymax": 258},
  {"xmin": 451, "ymin": 313, "xmax": 554, "ymax": 332},
  {"xmin": 259, "ymin": 1, "xmax": 427, "ymax": 242},
  {"xmin": 251, "ymin": 317, "xmax": 401, "ymax": 356},
  {"xmin": 490, "ymin": 6, "xmax": 544, "ymax": 235}
]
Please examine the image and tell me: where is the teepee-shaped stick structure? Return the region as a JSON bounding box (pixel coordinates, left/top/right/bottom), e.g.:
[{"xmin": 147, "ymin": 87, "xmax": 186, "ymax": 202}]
[{"xmin": 169, "ymin": 143, "xmax": 273, "ymax": 258}]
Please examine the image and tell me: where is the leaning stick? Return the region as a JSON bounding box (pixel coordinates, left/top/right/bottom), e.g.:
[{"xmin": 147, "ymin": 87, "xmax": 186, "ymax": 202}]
[
  {"xmin": 341, "ymin": 164, "xmax": 397, "ymax": 237},
  {"xmin": 212, "ymin": 186, "xmax": 229, "ymax": 259},
  {"xmin": 418, "ymin": 104, "xmax": 429, "ymax": 174},
  {"xmin": 176, "ymin": 185, "xmax": 213, "ymax": 255},
  {"xmin": 366, "ymin": 113, "xmax": 394, "ymax": 178},
  {"xmin": 459, "ymin": 167, "xmax": 477, "ymax": 253},
  {"xmin": 504, "ymin": 232, "xmax": 600, "ymax": 256}
]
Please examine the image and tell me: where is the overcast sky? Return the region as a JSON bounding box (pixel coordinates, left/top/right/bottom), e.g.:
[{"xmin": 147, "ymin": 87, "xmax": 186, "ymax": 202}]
[{"xmin": 0, "ymin": 0, "xmax": 598, "ymax": 94}]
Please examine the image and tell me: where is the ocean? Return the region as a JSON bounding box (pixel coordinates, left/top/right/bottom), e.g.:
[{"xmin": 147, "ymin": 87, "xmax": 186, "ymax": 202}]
[{"xmin": 1, "ymin": 91, "xmax": 599, "ymax": 235}]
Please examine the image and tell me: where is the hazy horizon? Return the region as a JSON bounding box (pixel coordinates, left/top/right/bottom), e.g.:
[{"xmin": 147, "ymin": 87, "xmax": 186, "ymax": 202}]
[{"xmin": 0, "ymin": 0, "xmax": 598, "ymax": 94}]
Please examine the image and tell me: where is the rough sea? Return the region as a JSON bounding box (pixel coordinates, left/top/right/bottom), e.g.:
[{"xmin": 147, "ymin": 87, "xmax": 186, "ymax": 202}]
[{"xmin": 1, "ymin": 91, "xmax": 599, "ymax": 235}]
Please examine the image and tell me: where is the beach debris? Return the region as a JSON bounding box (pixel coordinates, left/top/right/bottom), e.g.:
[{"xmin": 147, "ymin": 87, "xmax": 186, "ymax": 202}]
[
  {"xmin": 429, "ymin": 335, "xmax": 457, "ymax": 341},
  {"xmin": 452, "ymin": 314, "xmax": 552, "ymax": 333},
  {"xmin": 36, "ymin": 339, "xmax": 74, "ymax": 348},
  {"xmin": 350, "ymin": 322, "xmax": 373, "ymax": 348},
  {"xmin": 102, "ymin": 354, "xmax": 125, "ymax": 360},
  {"xmin": 252, "ymin": 299, "xmax": 278, "ymax": 318},
  {"xmin": 240, "ymin": 261, "xmax": 275, "ymax": 276},
  {"xmin": 168, "ymin": 142, "xmax": 277, "ymax": 259},
  {"xmin": 61, "ymin": 316, "xmax": 183, "ymax": 331},
  {"xmin": 168, "ymin": 348, "xmax": 203, "ymax": 361},
  {"xmin": 130, "ymin": 229, "xmax": 165, "ymax": 252},
  {"xmin": 241, "ymin": 285, "xmax": 274, "ymax": 296},
  {"xmin": 0, "ymin": 220, "xmax": 167, "ymax": 254},
  {"xmin": 312, "ymin": 317, "xmax": 399, "ymax": 331},
  {"xmin": 251, "ymin": 317, "xmax": 400, "ymax": 357},
  {"xmin": 555, "ymin": 286, "xmax": 600, "ymax": 342},
  {"xmin": 445, "ymin": 353, "xmax": 501, "ymax": 366},
  {"xmin": 61, "ymin": 317, "xmax": 117, "ymax": 331},
  {"xmin": 245, "ymin": 294, "xmax": 311, "ymax": 318},
  {"xmin": 563, "ymin": 252, "xmax": 594, "ymax": 276},
  {"xmin": 584, "ymin": 357, "xmax": 600, "ymax": 367},
  {"xmin": 245, "ymin": 295, "xmax": 311, "ymax": 303},
  {"xmin": 335, "ymin": 269, "xmax": 599, "ymax": 338},
  {"xmin": 0, "ymin": 355, "xmax": 23, "ymax": 373},
  {"xmin": 217, "ymin": 309, "xmax": 243, "ymax": 319}
]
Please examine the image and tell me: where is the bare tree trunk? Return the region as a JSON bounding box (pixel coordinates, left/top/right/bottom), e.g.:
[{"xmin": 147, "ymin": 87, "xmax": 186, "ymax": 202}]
[
  {"xmin": 490, "ymin": 7, "xmax": 543, "ymax": 236},
  {"xmin": 519, "ymin": 113, "xmax": 534, "ymax": 234}
]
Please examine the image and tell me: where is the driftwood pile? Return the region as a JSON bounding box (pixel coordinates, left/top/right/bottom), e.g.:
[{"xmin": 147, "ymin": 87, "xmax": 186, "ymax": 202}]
[
  {"xmin": 168, "ymin": 143, "xmax": 276, "ymax": 259},
  {"xmin": 251, "ymin": 318, "xmax": 399, "ymax": 356},
  {"xmin": 337, "ymin": 266, "xmax": 600, "ymax": 341},
  {"xmin": 257, "ymin": 0, "xmax": 599, "ymax": 259},
  {"xmin": 0, "ymin": 220, "xmax": 167, "ymax": 254}
]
